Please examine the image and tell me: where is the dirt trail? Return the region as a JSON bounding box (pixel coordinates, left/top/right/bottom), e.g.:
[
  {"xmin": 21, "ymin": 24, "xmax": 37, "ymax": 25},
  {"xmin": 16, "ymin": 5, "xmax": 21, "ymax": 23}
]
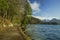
[{"xmin": 0, "ymin": 27, "xmax": 25, "ymax": 40}]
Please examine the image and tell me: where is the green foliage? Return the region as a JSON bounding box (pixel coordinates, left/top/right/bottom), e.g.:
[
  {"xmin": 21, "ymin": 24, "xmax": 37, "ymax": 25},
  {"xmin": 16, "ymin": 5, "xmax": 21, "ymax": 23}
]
[
  {"xmin": 21, "ymin": 1, "xmax": 32, "ymax": 27},
  {"xmin": 0, "ymin": 0, "xmax": 32, "ymax": 28},
  {"xmin": 0, "ymin": 1, "xmax": 32, "ymax": 40},
  {"xmin": 25, "ymin": 2, "xmax": 32, "ymax": 24},
  {"xmin": 0, "ymin": 0, "xmax": 9, "ymax": 17},
  {"xmin": 0, "ymin": 0, "xmax": 9, "ymax": 10}
]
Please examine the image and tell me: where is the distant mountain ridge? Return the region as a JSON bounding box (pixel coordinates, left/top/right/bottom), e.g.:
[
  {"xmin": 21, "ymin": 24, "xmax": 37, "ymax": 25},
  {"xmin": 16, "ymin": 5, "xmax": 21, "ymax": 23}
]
[
  {"xmin": 29, "ymin": 17, "xmax": 60, "ymax": 24},
  {"xmin": 29, "ymin": 17, "xmax": 42, "ymax": 24}
]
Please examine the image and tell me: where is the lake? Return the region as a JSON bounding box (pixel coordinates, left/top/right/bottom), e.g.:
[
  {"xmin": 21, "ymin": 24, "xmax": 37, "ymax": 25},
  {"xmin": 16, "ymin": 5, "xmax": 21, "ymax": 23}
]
[{"xmin": 25, "ymin": 24, "xmax": 60, "ymax": 40}]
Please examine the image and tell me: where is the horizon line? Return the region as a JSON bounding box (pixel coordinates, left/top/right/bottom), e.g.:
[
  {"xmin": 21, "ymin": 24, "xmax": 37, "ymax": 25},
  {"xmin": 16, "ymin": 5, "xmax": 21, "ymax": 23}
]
[{"xmin": 32, "ymin": 16, "xmax": 60, "ymax": 20}]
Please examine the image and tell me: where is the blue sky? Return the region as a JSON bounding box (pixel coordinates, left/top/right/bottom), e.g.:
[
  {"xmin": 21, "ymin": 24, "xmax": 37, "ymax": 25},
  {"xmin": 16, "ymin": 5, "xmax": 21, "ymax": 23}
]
[{"xmin": 29, "ymin": 0, "xmax": 60, "ymax": 20}]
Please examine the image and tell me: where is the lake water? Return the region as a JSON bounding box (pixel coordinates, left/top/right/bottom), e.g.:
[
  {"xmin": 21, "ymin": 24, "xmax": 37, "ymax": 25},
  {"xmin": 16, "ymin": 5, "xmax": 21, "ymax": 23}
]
[{"xmin": 25, "ymin": 24, "xmax": 60, "ymax": 40}]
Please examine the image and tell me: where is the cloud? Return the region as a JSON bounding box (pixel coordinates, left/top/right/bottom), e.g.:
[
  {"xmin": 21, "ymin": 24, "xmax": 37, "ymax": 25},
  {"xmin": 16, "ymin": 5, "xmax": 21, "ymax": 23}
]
[
  {"xmin": 29, "ymin": 1, "xmax": 40, "ymax": 14},
  {"xmin": 30, "ymin": 2, "xmax": 40, "ymax": 10},
  {"xmin": 32, "ymin": 16, "xmax": 58, "ymax": 20},
  {"xmin": 32, "ymin": 16, "xmax": 48, "ymax": 20}
]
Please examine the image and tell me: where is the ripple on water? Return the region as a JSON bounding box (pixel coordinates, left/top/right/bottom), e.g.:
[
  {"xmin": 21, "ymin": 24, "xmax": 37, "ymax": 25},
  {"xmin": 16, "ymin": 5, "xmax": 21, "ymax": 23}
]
[{"xmin": 26, "ymin": 24, "xmax": 60, "ymax": 40}]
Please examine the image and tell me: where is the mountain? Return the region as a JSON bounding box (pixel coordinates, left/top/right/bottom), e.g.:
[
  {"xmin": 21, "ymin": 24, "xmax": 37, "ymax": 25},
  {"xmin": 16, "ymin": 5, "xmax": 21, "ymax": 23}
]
[
  {"xmin": 42, "ymin": 19, "xmax": 50, "ymax": 22},
  {"xmin": 49, "ymin": 18, "xmax": 60, "ymax": 24},
  {"xmin": 50, "ymin": 18, "xmax": 59, "ymax": 22},
  {"xmin": 29, "ymin": 16, "xmax": 60, "ymax": 24},
  {"xmin": 29, "ymin": 17, "xmax": 42, "ymax": 24}
]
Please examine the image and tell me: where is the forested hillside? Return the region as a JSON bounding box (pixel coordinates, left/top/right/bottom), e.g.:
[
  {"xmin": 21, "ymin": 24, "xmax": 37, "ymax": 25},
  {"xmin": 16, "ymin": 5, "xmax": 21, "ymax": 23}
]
[
  {"xmin": 0, "ymin": 0, "xmax": 32, "ymax": 40},
  {"xmin": 29, "ymin": 17, "xmax": 42, "ymax": 24},
  {"xmin": 0, "ymin": 0, "xmax": 32, "ymax": 27}
]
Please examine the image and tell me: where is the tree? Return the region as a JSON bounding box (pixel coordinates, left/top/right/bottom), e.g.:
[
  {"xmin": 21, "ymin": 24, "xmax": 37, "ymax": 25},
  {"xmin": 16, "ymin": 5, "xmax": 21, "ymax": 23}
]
[
  {"xmin": 0, "ymin": 0, "xmax": 9, "ymax": 17},
  {"xmin": 20, "ymin": 1, "xmax": 32, "ymax": 30}
]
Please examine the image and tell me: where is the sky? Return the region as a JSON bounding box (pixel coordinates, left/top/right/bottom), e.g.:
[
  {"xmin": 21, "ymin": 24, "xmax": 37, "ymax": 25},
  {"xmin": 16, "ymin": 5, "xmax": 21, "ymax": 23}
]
[{"xmin": 29, "ymin": 0, "xmax": 60, "ymax": 20}]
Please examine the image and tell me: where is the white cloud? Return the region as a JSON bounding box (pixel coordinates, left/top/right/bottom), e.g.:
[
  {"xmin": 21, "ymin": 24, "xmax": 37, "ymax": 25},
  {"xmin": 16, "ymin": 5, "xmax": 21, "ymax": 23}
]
[
  {"xmin": 32, "ymin": 16, "xmax": 59, "ymax": 20},
  {"xmin": 32, "ymin": 16, "xmax": 47, "ymax": 20},
  {"xmin": 29, "ymin": 1, "xmax": 40, "ymax": 14},
  {"xmin": 30, "ymin": 2, "xmax": 40, "ymax": 10}
]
